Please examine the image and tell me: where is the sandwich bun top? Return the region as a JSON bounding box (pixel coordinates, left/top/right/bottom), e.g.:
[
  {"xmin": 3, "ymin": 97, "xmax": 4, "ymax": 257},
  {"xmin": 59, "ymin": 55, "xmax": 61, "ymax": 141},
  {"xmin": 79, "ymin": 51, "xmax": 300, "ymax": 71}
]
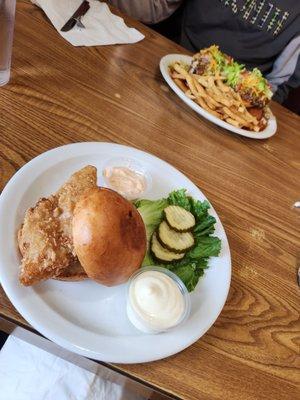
[{"xmin": 72, "ymin": 187, "xmax": 146, "ymax": 286}]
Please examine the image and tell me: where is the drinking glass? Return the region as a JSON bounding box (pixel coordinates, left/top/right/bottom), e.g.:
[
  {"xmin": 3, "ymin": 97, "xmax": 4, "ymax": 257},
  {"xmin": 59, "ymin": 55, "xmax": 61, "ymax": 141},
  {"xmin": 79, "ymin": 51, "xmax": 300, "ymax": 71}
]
[{"xmin": 0, "ymin": 0, "xmax": 16, "ymax": 86}]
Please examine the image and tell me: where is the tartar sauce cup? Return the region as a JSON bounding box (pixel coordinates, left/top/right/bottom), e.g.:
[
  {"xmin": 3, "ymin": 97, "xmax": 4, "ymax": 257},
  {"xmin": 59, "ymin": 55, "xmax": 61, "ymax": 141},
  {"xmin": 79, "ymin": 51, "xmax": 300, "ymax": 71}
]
[
  {"xmin": 102, "ymin": 157, "xmax": 152, "ymax": 200},
  {"xmin": 127, "ymin": 266, "xmax": 191, "ymax": 334}
]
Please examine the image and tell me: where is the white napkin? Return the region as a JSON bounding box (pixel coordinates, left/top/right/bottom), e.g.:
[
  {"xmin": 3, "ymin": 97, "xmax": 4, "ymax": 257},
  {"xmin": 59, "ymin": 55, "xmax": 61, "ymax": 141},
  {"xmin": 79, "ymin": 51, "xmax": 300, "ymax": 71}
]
[
  {"xmin": 0, "ymin": 336, "xmax": 144, "ymax": 400},
  {"xmin": 31, "ymin": 0, "xmax": 145, "ymax": 46}
]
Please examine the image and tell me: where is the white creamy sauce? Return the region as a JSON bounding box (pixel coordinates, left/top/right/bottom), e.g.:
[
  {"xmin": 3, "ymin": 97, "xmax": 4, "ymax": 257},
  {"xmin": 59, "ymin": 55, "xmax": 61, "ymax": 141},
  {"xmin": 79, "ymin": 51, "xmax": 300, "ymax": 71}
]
[
  {"xmin": 128, "ymin": 271, "xmax": 185, "ymax": 332},
  {"xmin": 103, "ymin": 166, "xmax": 146, "ymax": 199}
]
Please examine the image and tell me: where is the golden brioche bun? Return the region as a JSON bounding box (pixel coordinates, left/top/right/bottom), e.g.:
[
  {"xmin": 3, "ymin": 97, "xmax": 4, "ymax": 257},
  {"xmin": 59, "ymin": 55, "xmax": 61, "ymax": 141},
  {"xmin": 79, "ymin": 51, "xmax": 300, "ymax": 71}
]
[{"xmin": 72, "ymin": 187, "xmax": 146, "ymax": 286}]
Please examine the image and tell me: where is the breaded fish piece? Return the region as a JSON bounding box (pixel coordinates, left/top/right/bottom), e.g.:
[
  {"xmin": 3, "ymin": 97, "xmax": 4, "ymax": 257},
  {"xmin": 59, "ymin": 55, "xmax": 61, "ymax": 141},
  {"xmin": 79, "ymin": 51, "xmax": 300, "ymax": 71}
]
[
  {"xmin": 55, "ymin": 261, "xmax": 87, "ymax": 281},
  {"xmin": 56, "ymin": 165, "xmax": 98, "ymax": 244},
  {"xmin": 18, "ymin": 166, "xmax": 97, "ymax": 286}
]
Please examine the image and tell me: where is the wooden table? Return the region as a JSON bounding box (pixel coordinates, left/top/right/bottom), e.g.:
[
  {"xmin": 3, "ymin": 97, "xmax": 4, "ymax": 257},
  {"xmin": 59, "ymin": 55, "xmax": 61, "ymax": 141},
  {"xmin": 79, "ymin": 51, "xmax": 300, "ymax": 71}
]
[{"xmin": 1, "ymin": 2, "xmax": 300, "ymax": 399}]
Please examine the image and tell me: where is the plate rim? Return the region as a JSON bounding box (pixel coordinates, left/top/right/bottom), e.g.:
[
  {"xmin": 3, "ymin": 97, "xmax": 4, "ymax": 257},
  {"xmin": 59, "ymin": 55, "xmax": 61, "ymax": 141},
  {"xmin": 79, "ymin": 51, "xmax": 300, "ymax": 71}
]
[
  {"xmin": 160, "ymin": 53, "xmax": 277, "ymax": 140},
  {"xmin": 0, "ymin": 142, "xmax": 232, "ymax": 363}
]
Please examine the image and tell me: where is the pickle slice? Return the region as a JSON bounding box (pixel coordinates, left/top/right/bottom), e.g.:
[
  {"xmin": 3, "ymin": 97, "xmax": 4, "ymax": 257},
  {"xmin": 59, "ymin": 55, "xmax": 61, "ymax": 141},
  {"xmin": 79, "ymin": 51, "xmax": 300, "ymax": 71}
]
[
  {"xmin": 164, "ymin": 205, "xmax": 195, "ymax": 232},
  {"xmin": 158, "ymin": 221, "xmax": 194, "ymax": 253},
  {"xmin": 151, "ymin": 232, "xmax": 185, "ymax": 262}
]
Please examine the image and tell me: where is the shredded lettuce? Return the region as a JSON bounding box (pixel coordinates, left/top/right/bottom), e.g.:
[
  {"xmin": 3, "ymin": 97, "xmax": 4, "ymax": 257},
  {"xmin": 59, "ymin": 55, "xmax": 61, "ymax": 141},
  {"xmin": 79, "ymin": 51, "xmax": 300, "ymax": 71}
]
[
  {"xmin": 252, "ymin": 68, "xmax": 273, "ymax": 98},
  {"xmin": 209, "ymin": 45, "xmax": 226, "ymax": 70},
  {"xmin": 223, "ymin": 61, "xmax": 245, "ymax": 88},
  {"xmin": 197, "ymin": 46, "xmax": 273, "ymax": 99},
  {"xmin": 134, "ymin": 189, "xmax": 221, "ymax": 292}
]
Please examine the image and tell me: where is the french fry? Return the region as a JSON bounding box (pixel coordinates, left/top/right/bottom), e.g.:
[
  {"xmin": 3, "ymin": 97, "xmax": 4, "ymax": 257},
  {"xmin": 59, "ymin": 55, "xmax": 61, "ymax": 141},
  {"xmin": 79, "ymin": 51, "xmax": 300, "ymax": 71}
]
[
  {"xmin": 169, "ymin": 60, "xmax": 264, "ymax": 132},
  {"xmin": 186, "ymin": 75, "xmax": 199, "ymax": 98},
  {"xmin": 194, "ymin": 77, "xmax": 226, "ymax": 109},
  {"xmin": 173, "ymin": 64, "xmax": 189, "ymax": 77},
  {"xmin": 228, "ymin": 103, "xmax": 258, "ymax": 124},
  {"xmin": 171, "ymin": 73, "xmax": 186, "ymax": 80},
  {"xmin": 222, "ymin": 107, "xmax": 251, "ymax": 127},
  {"xmin": 203, "ymin": 95, "xmax": 217, "ymax": 110},
  {"xmin": 196, "ymin": 97, "xmax": 223, "ymax": 118},
  {"xmin": 216, "ymin": 78, "xmax": 230, "ymax": 93},
  {"xmin": 192, "ymin": 77, "xmax": 207, "ymax": 97},
  {"xmin": 173, "ymin": 78, "xmax": 189, "ymax": 93},
  {"xmin": 225, "ymin": 118, "xmax": 241, "ymax": 127},
  {"xmin": 241, "ymin": 110, "xmax": 258, "ymax": 124},
  {"xmin": 206, "ymin": 88, "xmax": 233, "ymax": 107},
  {"xmin": 207, "ymin": 76, "xmax": 216, "ymax": 88},
  {"xmin": 193, "ymin": 79, "xmax": 218, "ymax": 109},
  {"xmin": 193, "ymin": 75, "xmax": 211, "ymax": 88},
  {"xmin": 230, "ymin": 91, "xmax": 249, "ymax": 109},
  {"xmin": 203, "ymin": 78, "xmax": 234, "ymax": 107},
  {"xmin": 185, "ymin": 90, "xmax": 196, "ymax": 99}
]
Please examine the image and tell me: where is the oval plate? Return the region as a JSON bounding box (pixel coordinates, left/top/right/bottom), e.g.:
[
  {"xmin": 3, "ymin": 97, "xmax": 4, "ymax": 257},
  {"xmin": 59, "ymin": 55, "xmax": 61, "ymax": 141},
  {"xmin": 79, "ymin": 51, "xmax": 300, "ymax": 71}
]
[
  {"xmin": 0, "ymin": 142, "xmax": 231, "ymax": 363},
  {"xmin": 160, "ymin": 54, "xmax": 277, "ymax": 139}
]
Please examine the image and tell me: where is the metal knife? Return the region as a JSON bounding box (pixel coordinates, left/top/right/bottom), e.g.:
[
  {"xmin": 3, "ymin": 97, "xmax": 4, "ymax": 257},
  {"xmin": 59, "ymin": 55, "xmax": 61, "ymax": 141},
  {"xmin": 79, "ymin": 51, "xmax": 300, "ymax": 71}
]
[{"xmin": 61, "ymin": 1, "xmax": 90, "ymax": 32}]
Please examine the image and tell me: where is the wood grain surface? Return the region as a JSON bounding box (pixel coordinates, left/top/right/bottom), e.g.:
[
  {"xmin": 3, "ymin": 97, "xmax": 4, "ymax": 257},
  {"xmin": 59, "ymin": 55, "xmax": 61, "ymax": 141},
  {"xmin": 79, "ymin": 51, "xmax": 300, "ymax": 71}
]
[{"xmin": 0, "ymin": 2, "xmax": 300, "ymax": 399}]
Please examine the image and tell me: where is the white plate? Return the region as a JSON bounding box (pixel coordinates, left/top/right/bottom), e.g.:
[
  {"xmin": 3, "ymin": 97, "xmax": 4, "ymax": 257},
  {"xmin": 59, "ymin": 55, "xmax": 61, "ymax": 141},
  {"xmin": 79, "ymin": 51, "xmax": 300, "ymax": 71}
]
[
  {"xmin": 160, "ymin": 54, "xmax": 277, "ymax": 139},
  {"xmin": 0, "ymin": 142, "xmax": 231, "ymax": 363}
]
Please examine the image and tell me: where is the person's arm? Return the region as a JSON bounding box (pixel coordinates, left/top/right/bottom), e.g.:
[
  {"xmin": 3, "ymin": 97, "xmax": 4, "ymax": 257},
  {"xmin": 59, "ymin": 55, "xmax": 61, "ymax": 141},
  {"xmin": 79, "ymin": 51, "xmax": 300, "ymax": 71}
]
[
  {"xmin": 267, "ymin": 36, "xmax": 300, "ymax": 103},
  {"xmin": 107, "ymin": 0, "xmax": 183, "ymax": 24}
]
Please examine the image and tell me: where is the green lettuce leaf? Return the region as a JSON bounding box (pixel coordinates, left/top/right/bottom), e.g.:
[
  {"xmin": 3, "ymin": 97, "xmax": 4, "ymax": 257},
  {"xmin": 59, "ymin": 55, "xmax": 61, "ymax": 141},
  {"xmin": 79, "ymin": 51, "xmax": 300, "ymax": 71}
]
[
  {"xmin": 134, "ymin": 189, "xmax": 221, "ymax": 292},
  {"xmin": 165, "ymin": 258, "xmax": 208, "ymax": 292},
  {"xmin": 190, "ymin": 198, "xmax": 210, "ymax": 221},
  {"xmin": 188, "ymin": 236, "xmax": 221, "ymax": 259},
  {"xmin": 194, "ymin": 215, "xmax": 216, "ymax": 237},
  {"xmin": 133, "ymin": 198, "xmax": 168, "ymax": 267},
  {"xmin": 169, "ymin": 264, "xmax": 204, "ymax": 292},
  {"xmin": 168, "ymin": 189, "xmax": 210, "ymax": 221},
  {"xmin": 168, "ymin": 189, "xmax": 191, "ymax": 211},
  {"xmin": 142, "ymin": 251, "xmax": 154, "ymax": 267},
  {"xmin": 133, "ymin": 198, "xmax": 168, "ymax": 241}
]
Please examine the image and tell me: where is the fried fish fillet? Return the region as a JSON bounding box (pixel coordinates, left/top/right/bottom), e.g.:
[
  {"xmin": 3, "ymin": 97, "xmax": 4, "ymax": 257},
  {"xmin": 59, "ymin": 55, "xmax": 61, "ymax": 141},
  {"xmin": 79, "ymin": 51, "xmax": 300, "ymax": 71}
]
[
  {"xmin": 18, "ymin": 165, "xmax": 97, "ymax": 286},
  {"xmin": 55, "ymin": 261, "xmax": 87, "ymax": 282}
]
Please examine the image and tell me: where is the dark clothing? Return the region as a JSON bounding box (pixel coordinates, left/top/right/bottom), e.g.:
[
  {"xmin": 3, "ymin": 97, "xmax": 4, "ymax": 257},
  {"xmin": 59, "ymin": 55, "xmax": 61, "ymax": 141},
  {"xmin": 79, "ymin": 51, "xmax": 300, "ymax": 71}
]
[
  {"xmin": 179, "ymin": 0, "xmax": 300, "ymax": 102},
  {"xmin": 181, "ymin": 0, "xmax": 300, "ymax": 72}
]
